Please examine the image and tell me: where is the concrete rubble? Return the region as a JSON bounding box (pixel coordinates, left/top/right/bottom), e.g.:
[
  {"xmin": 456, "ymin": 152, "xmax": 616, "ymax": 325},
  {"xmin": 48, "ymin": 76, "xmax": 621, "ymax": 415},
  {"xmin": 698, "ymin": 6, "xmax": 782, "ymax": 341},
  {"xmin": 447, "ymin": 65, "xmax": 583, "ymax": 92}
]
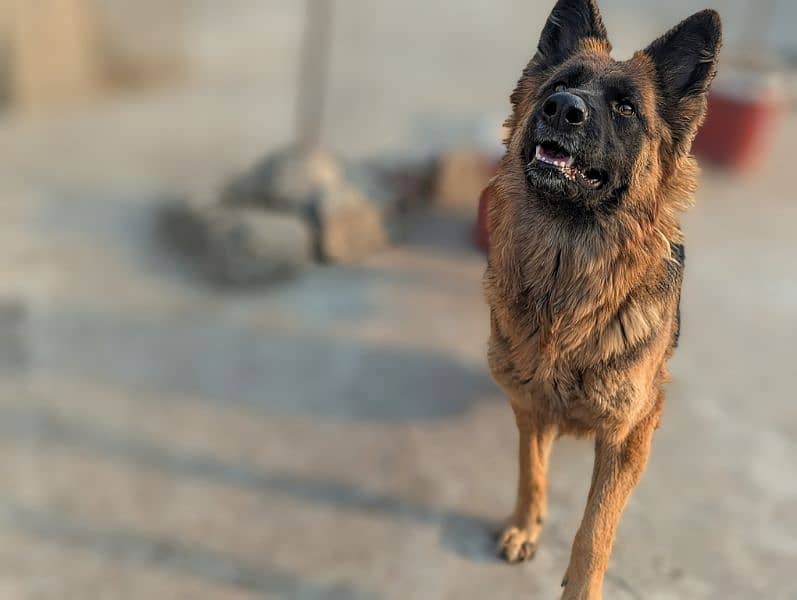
[
  {"xmin": 160, "ymin": 200, "xmax": 313, "ymax": 286},
  {"xmin": 161, "ymin": 146, "xmax": 442, "ymax": 286}
]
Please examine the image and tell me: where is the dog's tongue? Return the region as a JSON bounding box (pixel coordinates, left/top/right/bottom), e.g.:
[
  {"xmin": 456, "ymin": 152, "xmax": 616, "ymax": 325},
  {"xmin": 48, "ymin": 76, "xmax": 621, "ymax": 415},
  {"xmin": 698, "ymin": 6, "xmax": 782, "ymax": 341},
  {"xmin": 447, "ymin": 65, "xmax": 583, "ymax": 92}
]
[{"xmin": 535, "ymin": 144, "xmax": 574, "ymax": 168}]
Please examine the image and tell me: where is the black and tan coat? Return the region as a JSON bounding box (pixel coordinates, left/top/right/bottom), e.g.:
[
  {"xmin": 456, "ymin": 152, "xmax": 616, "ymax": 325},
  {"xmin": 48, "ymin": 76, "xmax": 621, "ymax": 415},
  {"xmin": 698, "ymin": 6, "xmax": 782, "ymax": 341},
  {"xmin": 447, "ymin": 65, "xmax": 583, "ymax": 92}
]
[{"xmin": 484, "ymin": 1, "xmax": 721, "ymax": 598}]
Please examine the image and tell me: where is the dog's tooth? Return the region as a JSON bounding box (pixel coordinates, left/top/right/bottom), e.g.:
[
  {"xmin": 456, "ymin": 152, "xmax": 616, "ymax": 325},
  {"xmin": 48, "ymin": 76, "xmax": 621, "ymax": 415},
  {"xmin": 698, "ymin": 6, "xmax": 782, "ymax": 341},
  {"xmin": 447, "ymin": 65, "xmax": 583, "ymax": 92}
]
[{"xmin": 535, "ymin": 145, "xmax": 543, "ymax": 159}]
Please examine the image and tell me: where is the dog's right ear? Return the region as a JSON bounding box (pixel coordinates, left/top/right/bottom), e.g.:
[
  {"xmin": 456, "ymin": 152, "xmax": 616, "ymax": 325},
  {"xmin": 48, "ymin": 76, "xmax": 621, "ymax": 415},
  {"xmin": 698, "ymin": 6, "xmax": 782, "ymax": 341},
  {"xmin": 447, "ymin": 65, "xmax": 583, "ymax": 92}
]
[{"xmin": 535, "ymin": 0, "xmax": 610, "ymax": 67}]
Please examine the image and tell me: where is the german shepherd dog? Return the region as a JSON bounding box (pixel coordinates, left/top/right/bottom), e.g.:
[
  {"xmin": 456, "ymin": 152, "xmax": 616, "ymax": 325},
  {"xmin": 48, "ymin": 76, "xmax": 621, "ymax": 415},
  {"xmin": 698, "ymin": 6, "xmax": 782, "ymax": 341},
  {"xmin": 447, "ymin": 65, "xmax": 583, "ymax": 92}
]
[{"xmin": 485, "ymin": 1, "xmax": 721, "ymax": 597}]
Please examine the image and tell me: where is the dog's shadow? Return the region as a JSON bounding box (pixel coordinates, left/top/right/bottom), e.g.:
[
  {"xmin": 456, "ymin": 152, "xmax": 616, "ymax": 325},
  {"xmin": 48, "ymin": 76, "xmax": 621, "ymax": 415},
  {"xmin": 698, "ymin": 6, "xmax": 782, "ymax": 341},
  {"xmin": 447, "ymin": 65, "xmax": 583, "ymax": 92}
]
[
  {"xmin": 0, "ymin": 404, "xmax": 503, "ymax": 562},
  {"xmin": 264, "ymin": 466, "xmax": 503, "ymax": 562},
  {"xmin": 439, "ymin": 512, "xmax": 503, "ymax": 562}
]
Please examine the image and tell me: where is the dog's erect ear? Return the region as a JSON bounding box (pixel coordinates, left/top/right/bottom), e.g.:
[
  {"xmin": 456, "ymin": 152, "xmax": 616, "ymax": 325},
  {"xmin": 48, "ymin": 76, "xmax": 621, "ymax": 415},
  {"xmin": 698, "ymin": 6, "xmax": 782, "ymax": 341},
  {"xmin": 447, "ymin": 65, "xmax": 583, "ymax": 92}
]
[
  {"xmin": 643, "ymin": 10, "xmax": 722, "ymax": 145},
  {"xmin": 644, "ymin": 10, "xmax": 722, "ymax": 99},
  {"xmin": 535, "ymin": 0, "xmax": 609, "ymax": 66}
]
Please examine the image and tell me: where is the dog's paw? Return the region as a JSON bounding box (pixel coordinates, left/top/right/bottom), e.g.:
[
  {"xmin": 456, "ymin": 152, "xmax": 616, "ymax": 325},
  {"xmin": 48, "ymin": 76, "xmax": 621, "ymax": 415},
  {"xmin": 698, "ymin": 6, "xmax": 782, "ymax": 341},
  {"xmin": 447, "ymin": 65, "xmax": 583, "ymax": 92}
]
[{"xmin": 497, "ymin": 526, "xmax": 538, "ymax": 563}]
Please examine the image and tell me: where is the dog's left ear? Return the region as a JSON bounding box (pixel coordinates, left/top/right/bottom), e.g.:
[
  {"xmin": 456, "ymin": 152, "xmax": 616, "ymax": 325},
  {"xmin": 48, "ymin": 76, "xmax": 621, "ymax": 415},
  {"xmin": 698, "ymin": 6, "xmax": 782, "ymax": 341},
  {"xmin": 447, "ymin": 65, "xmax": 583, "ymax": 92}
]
[
  {"xmin": 535, "ymin": 0, "xmax": 610, "ymax": 67},
  {"xmin": 643, "ymin": 9, "xmax": 722, "ymax": 147}
]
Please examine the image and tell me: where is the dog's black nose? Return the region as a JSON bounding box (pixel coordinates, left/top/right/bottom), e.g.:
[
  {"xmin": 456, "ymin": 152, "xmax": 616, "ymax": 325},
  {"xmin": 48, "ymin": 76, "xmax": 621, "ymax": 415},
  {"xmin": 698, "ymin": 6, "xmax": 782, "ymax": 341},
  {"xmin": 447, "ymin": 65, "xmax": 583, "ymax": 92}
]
[{"xmin": 542, "ymin": 92, "xmax": 588, "ymax": 128}]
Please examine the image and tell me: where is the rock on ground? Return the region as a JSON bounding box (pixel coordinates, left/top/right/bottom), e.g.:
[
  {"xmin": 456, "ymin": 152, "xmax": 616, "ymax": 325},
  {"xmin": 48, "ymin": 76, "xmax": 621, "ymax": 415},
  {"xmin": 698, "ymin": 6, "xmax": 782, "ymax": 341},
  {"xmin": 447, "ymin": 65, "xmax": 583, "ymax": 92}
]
[
  {"xmin": 434, "ymin": 148, "xmax": 494, "ymax": 214},
  {"xmin": 314, "ymin": 182, "xmax": 388, "ymax": 263},
  {"xmin": 222, "ymin": 146, "xmax": 393, "ymax": 263},
  {"xmin": 222, "ymin": 147, "xmax": 345, "ymax": 215},
  {"xmin": 159, "ymin": 200, "xmax": 312, "ymax": 286}
]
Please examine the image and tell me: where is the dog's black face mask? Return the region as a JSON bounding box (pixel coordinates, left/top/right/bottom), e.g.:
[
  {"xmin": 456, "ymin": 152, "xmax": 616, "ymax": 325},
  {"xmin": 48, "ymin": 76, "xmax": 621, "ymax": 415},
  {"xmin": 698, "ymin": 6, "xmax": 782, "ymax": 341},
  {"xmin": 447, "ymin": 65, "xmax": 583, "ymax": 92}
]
[
  {"xmin": 522, "ymin": 63, "xmax": 646, "ymax": 209},
  {"xmin": 518, "ymin": 0, "xmax": 722, "ymax": 214}
]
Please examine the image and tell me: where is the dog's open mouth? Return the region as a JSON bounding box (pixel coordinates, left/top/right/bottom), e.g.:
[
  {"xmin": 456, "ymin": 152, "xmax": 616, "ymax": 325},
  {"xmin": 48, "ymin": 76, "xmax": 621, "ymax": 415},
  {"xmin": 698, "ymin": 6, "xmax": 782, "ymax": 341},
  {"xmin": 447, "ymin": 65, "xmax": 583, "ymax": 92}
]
[{"xmin": 532, "ymin": 141, "xmax": 607, "ymax": 189}]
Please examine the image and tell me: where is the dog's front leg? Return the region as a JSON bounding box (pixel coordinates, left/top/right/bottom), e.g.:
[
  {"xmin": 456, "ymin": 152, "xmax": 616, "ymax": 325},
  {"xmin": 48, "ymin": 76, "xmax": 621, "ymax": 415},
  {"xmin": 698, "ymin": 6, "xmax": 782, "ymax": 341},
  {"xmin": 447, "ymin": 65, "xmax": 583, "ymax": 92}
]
[
  {"xmin": 561, "ymin": 411, "xmax": 657, "ymax": 599},
  {"xmin": 498, "ymin": 404, "xmax": 556, "ymax": 562}
]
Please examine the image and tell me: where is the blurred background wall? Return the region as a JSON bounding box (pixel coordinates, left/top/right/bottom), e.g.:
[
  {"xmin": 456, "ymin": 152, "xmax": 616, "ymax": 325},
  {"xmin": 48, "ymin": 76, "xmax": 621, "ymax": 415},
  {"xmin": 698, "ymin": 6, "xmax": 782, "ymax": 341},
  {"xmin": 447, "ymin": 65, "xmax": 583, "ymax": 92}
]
[
  {"xmin": 0, "ymin": 1, "xmax": 793, "ymax": 137},
  {"xmin": 0, "ymin": 0, "xmax": 788, "ymax": 202}
]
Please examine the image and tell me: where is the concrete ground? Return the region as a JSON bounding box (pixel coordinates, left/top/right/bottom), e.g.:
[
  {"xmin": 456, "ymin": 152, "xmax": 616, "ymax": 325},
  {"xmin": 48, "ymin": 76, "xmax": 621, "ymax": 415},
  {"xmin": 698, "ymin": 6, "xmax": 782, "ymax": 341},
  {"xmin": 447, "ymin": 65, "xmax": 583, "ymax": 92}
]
[{"xmin": 0, "ymin": 2, "xmax": 795, "ymax": 598}]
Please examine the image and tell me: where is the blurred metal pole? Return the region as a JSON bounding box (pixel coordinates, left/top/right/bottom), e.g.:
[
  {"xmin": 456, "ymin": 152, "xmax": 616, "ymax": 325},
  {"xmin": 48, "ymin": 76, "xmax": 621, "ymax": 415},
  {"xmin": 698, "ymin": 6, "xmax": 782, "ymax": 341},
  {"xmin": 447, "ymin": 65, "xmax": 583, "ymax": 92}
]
[{"xmin": 295, "ymin": 0, "xmax": 335, "ymax": 150}]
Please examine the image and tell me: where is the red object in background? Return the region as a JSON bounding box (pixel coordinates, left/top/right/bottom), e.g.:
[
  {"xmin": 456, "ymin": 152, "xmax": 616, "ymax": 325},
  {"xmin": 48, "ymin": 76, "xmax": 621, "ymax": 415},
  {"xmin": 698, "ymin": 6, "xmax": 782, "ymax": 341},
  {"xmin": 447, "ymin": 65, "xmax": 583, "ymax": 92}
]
[
  {"xmin": 475, "ymin": 186, "xmax": 490, "ymax": 252},
  {"xmin": 693, "ymin": 89, "xmax": 782, "ymax": 170}
]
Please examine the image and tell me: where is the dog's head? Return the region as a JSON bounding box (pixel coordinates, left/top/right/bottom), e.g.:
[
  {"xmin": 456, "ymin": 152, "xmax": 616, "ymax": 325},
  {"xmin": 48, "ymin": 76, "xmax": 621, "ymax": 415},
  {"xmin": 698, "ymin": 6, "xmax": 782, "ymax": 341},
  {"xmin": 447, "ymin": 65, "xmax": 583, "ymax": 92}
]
[{"xmin": 503, "ymin": 0, "xmax": 721, "ymax": 216}]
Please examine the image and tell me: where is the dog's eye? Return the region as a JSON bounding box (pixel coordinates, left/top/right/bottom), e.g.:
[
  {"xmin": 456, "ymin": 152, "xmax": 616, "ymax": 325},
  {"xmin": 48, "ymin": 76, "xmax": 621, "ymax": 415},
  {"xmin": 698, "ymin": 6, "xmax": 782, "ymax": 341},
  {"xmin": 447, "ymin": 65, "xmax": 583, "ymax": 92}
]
[
  {"xmin": 554, "ymin": 82, "xmax": 567, "ymax": 93},
  {"xmin": 614, "ymin": 101, "xmax": 635, "ymax": 117}
]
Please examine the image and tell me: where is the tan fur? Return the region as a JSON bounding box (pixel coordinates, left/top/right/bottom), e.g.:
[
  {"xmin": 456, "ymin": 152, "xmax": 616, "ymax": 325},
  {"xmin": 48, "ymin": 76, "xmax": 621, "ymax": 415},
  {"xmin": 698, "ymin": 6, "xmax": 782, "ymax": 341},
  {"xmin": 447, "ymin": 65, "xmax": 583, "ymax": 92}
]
[{"xmin": 484, "ymin": 10, "xmax": 720, "ymax": 595}]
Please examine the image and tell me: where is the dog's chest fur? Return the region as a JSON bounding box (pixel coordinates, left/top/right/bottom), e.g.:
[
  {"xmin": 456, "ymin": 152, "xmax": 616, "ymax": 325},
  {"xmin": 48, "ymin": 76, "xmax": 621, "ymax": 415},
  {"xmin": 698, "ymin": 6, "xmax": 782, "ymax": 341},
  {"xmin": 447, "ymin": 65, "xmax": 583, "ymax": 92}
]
[{"xmin": 485, "ymin": 225, "xmax": 680, "ymax": 432}]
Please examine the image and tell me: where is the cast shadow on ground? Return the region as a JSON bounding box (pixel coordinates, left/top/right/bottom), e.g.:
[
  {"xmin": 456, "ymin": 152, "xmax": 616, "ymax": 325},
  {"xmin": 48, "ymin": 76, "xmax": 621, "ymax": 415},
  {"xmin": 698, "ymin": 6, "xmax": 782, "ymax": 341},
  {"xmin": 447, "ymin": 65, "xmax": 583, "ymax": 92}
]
[
  {"xmin": 39, "ymin": 307, "xmax": 498, "ymax": 422},
  {"xmin": 0, "ymin": 499, "xmax": 375, "ymax": 599},
  {"xmin": 0, "ymin": 405, "xmax": 501, "ymax": 564}
]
